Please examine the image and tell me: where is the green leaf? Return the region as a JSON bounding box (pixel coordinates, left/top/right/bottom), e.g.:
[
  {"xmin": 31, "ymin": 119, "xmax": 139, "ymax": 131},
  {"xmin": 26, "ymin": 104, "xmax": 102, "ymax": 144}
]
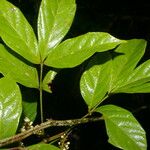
[
  {"xmin": 45, "ymin": 32, "xmax": 124, "ymax": 68},
  {"xmin": 0, "ymin": 44, "xmax": 39, "ymax": 88},
  {"xmin": 38, "ymin": 0, "xmax": 76, "ymax": 60},
  {"xmin": 28, "ymin": 143, "xmax": 60, "ymax": 150},
  {"xmin": 113, "ymin": 59, "xmax": 150, "ymax": 93},
  {"xmin": 23, "ymin": 100, "xmax": 37, "ymax": 122},
  {"xmin": 109, "ymin": 39, "xmax": 147, "ymax": 91},
  {"xmin": 80, "ymin": 39, "xmax": 149, "ymax": 109},
  {"xmin": 96, "ymin": 105, "xmax": 147, "ymax": 150},
  {"xmin": 22, "ymin": 88, "xmax": 38, "ymax": 121},
  {"xmin": 0, "ymin": 0, "xmax": 40, "ymax": 64},
  {"xmin": 42, "ymin": 70, "xmax": 58, "ymax": 93},
  {"xmin": 80, "ymin": 52, "xmax": 112, "ymax": 109},
  {"xmin": 0, "ymin": 76, "xmax": 22, "ymax": 139}
]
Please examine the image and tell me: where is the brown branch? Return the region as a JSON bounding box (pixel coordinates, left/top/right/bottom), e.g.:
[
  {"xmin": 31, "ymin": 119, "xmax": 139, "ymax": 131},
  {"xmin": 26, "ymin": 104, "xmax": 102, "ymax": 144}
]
[{"xmin": 0, "ymin": 117, "xmax": 103, "ymax": 148}]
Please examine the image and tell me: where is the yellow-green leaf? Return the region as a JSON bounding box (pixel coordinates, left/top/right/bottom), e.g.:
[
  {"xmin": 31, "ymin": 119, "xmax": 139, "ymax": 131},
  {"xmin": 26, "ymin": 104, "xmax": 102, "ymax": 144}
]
[
  {"xmin": 96, "ymin": 105, "xmax": 147, "ymax": 150},
  {"xmin": 0, "ymin": 0, "xmax": 40, "ymax": 64},
  {"xmin": 80, "ymin": 52, "xmax": 111, "ymax": 109},
  {"xmin": 38, "ymin": 0, "xmax": 76, "ymax": 60},
  {"xmin": 28, "ymin": 143, "xmax": 60, "ymax": 150},
  {"xmin": 45, "ymin": 32, "xmax": 124, "ymax": 68},
  {"xmin": 109, "ymin": 39, "xmax": 146, "ymax": 90},
  {"xmin": 0, "ymin": 76, "xmax": 22, "ymax": 139},
  {"xmin": 110, "ymin": 39, "xmax": 150, "ymax": 93},
  {"xmin": 42, "ymin": 70, "xmax": 58, "ymax": 93},
  {"xmin": 0, "ymin": 44, "xmax": 39, "ymax": 88}
]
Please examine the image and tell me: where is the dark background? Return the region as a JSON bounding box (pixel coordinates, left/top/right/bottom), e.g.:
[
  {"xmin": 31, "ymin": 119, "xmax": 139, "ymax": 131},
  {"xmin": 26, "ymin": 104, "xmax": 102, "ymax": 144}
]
[{"xmin": 7, "ymin": 0, "xmax": 150, "ymax": 149}]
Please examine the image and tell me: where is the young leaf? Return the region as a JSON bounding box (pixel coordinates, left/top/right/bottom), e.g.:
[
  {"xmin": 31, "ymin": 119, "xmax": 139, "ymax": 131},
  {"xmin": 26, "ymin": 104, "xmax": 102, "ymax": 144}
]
[
  {"xmin": 96, "ymin": 105, "xmax": 147, "ymax": 150},
  {"xmin": 0, "ymin": 0, "xmax": 40, "ymax": 64},
  {"xmin": 0, "ymin": 44, "xmax": 39, "ymax": 88},
  {"xmin": 109, "ymin": 39, "xmax": 147, "ymax": 91},
  {"xmin": 42, "ymin": 70, "xmax": 58, "ymax": 93},
  {"xmin": 0, "ymin": 76, "xmax": 22, "ymax": 139},
  {"xmin": 45, "ymin": 32, "xmax": 124, "ymax": 68},
  {"xmin": 28, "ymin": 143, "xmax": 60, "ymax": 150},
  {"xmin": 80, "ymin": 52, "xmax": 112, "ymax": 109},
  {"xmin": 38, "ymin": 0, "xmax": 76, "ymax": 60}
]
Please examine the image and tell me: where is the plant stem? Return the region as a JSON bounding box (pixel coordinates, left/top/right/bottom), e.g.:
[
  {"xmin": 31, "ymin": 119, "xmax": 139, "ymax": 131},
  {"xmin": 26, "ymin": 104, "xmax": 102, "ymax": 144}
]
[
  {"xmin": 39, "ymin": 63, "xmax": 44, "ymax": 123},
  {"xmin": 89, "ymin": 95, "xmax": 109, "ymax": 115},
  {"xmin": 0, "ymin": 117, "xmax": 103, "ymax": 147},
  {"xmin": 43, "ymin": 131, "xmax": 65, "ymax": 143}
]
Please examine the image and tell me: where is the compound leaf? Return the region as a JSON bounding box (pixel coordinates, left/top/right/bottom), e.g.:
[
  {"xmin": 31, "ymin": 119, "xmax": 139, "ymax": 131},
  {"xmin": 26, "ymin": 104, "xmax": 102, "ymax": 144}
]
[{"xmin": 80, "ymin": 39, "xmax": 149, "ymax": 110}]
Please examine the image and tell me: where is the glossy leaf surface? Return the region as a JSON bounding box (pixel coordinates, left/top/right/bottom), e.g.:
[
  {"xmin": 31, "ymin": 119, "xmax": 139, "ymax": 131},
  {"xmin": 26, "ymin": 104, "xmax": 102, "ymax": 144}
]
[
  {"xmin": 0, "ymin": 44, "xmax": 39, "ymax": 88},
  {"xmin": 96, "ymin": 105, "xmax": 147, "ymax": 150},
  {"xmin": 113, "ymin": 59, "xmax": 150, "ymax": 93},
  {"xmin": 0, "ymin": 77, "xmax": 22, "ymax": 139},
  {"xmin": 80, "ymin": 52, "xmax": 111, "ymax": 109},
  {"xmin": 22, "ymin": 88, "xmax": 38, "ymax": 121},
  {"xmin": 28, "ymin": 143, "xmax": 60, "ymax": 150},
  {"xmin": 21, "ymin": 88, "xmax": 39, "ymax": 121},
  {"xmin": 0, "ymin": 0, "xmax": 40, "ymax": 64},
  {"xmin": 80, "ymin": 38, "xmax": 149, "ymax": 109},
  {"xmin": 42, "ymin": 70, "xmax": 58, "ymax": 93},
  {"xmin": 23, "ymin": 100, "xmax": 37, "ymax": 121},
  {"xmin": 45, "ymin": 32, "xmax": 124, "ymax": 68},
  {"xmin": 38, "ymin": 0, "xmax": 76, "ymax": 60},
  {"xmin": 110, "ymin": 39, "xmax": 146, "ymax": 92}
]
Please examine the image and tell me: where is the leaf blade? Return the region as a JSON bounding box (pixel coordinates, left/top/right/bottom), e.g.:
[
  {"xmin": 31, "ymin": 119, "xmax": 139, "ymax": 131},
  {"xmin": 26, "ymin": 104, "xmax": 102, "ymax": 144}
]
[
  {"xmin": 38, "ymin": 0, "xmax": 76, "ymax": 60},
  {"xmin": 113, "ymin": 59, "xmax": 150, "ymax": 93},
  {"xmin": 110, "ymin": 39, "xmax": 147, "ymax": 91},
  {"xmin": 22, "ymin": 88, "xmax": 38, "ymax": 121},
  {"xmin": 0, "ymin": 76, "xmax": 22, "ymax": 139},
  {"xmin": 42, "ymin": 70, "xmax": 58, "ymax": 93},
  {"xmin": 0, "ymin": 44, "xmax": 39, "ymax": 88},
  {"xmin": 0, "ymin": 0, "xmax": 40, "ymax": 64},
  {"xmin": 80, "ymin": 52, "xmax": 112, "ymax": 109},
  {"xmin": 45, "ymin": 32, "xmax": 124, "ymax": 68},
  {"xmin": 28, "ymin": 143, "xmax": 60, "ymax": 150},
  {"xmin": 96, "ymin": 105, "xmax": 147, "ymax": 150},
  {"xmin": 109, "ymin": 39, "xmax": 150, "ymax": 93}
]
